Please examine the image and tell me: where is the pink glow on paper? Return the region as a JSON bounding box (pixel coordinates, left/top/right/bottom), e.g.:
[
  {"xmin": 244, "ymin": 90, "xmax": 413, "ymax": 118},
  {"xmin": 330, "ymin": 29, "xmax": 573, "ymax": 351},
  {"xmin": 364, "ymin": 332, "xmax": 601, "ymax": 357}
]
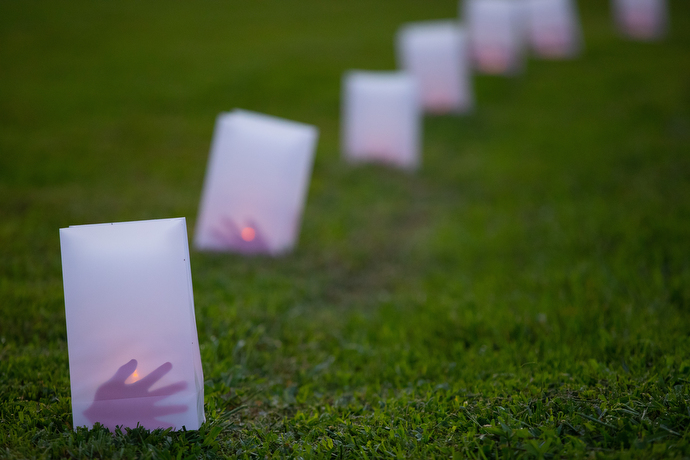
[
  {"xmin": 478, "ymin": 46, "xmax": 509, "ymax": 74},
  {"xmin": 537, "ymin": 29, "xmax": 568, "ymax": 57},
  {"xmin": 627, "ymin": 10, "xmax": 655, "ymax": 38},
  {"xmin": 426, "ymin": 93, "xmax": 456, "ymax": 114},
  {"xmin": 241, "ymin": 227, "xmax": 256, "ymax": 242},
  {"xmin": 84, "ymin": 359, "xmax": 187, "ymax": 431}
]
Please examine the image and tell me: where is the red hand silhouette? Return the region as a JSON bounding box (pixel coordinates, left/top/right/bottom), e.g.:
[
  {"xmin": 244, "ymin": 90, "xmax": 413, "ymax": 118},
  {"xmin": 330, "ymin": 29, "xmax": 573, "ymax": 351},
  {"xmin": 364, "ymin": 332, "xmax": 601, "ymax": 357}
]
[{"xmin": 83, "ymin": 359, "xmax": 188, "ymax": 431}]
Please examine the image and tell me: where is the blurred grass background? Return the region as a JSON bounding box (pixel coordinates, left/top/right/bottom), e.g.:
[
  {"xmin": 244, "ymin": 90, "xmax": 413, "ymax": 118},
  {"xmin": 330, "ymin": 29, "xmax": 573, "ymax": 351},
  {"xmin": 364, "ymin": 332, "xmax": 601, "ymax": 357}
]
[{"xmin": 2, "ymin": 0, "xmax": 690, "ymax": 458}]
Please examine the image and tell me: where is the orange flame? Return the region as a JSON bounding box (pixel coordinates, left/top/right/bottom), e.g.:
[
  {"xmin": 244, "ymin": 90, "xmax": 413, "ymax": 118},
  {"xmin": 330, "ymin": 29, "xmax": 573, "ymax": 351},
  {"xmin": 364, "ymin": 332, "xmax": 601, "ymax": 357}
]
[{"xmin": 126, "ymin": 369, "xmax": 140, "ymax": 384}]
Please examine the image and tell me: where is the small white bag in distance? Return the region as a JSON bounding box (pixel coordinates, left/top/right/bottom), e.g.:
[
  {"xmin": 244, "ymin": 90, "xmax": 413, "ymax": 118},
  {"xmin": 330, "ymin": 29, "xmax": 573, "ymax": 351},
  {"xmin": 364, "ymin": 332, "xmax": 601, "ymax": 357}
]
[
  {"xmin": 396, "ymin": 20, "xmax": 474, "ymax": 114},
  {"xmin": 525, "ymin": 0, "xmax": 583, "ymax": 58},
  {"xmin": 342, "ymin": 71, "xmax": 421, "ymax": 170},
  {"xmin": 60, "ymin": 218, "xmax": 205, "ymax": 431},
  {"xmin": 194, "ymin": 110, "xmax": 319, "ymax": 255},
  {"xmin": 462, "ymin": 0, "xmax": 527, "ymax": 75},
  {"xmin": 612, "ymin": 0, "xmax": 668, "ymax": 40}
]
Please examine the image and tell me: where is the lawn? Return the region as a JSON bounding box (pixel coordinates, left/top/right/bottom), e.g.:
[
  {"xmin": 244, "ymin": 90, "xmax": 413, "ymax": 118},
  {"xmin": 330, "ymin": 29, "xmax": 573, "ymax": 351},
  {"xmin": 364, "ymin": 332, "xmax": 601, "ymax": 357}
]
[{"xmin": 2, "ymin": 0, "xmax": 690, "ymax": 458}]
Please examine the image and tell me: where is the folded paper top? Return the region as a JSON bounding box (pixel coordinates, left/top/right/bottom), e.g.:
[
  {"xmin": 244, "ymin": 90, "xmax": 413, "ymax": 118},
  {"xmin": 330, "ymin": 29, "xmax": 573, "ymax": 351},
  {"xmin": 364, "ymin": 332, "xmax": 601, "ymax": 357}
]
[
  {"xmin": 466, "ymin": 0, "xmax": 521, "ymax": 42},
  {"xmin": 344, "ymin": 70, "xmax": 419, "ymax": 96},
  {"xmin": 398, "ymin": 20, "xmax": 465, "ymax": 44},
  {"xmin": 221, "ymin": 109, "xmax": 318, "ymax": 144}
]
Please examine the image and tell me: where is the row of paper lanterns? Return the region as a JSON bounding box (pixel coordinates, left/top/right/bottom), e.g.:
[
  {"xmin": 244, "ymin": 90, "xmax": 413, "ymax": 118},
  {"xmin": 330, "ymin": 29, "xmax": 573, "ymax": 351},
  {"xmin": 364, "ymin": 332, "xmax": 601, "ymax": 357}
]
[
  {"xmin": 196, "ymin": 0, "xmax": 669, "ymax": 256},
  {"xmin": 58, "ymin": 0, "xmax": 669, "ymax": 431}
]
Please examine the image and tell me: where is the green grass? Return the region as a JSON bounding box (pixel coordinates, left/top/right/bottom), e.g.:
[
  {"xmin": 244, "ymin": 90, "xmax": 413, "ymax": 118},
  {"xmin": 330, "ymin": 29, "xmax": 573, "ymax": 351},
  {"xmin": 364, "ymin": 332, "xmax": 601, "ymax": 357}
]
[{"xmin": 2, "ymin": 0, "xmax": 690, "ymax": 458}]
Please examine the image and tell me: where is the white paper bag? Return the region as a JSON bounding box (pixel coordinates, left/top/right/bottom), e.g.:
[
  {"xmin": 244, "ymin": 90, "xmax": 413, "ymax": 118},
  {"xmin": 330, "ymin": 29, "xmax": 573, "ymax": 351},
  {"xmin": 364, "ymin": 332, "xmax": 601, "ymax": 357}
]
[
  {"xmin": 525, "ymin": 0, "xmax": 582, "ymax": 58},
  {"xmin": 60, "ymin": 218, "xmax": 205, "ymax": 431},
  {"xmin": 194, "ymin": 110, "xmax": 319, "ymax": 255},
  {"xmin": 462, "ymin": 0, "xmax": 526, "ymax": 75},
  {"xmin": 612, "ymin": 0, "xmax": 668, "ymax": 40},
  {"xmin": 341, "ymin": 71, "xmax": 421, "ymax": 170},
  {"xmin": 396, "ymin": 21, "xmax": 474, "ymax": 114}
]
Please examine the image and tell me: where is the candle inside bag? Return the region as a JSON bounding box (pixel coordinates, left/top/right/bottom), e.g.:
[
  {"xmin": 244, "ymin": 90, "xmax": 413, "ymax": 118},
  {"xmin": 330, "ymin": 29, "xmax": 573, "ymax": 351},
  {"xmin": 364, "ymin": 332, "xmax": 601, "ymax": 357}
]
[
  {"xmin": 612, "ymin": 0, "xmax": 668, "ymax": 40},
  {"xmin": 341, "ymin": 71, "xmax": 421, "ymax": 170},
  {"xmin": 60, "ymin": 218, "xmax": 205, "ymax": 431},
  {"xmin": 396, "ymin": 20, "xmax": 474, "ymax": 114},
  {"xmin": 462, "ymin": 0, "xmax": 526, "ymax": 75},
  {"xmin": 195, "ymin": 110, "xmax": 319, "ymax": 255},
  {"xmin": 525, "ymin": 0, "xmax": 583, "ymax": 59}
]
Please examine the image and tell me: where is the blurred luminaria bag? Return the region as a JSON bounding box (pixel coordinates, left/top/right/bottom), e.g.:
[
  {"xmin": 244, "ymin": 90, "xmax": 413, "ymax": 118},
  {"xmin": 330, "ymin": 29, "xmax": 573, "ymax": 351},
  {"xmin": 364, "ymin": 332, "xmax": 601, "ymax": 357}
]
[
  {"xmin": 396, "ymin": 21, "xmax": 474, "ymax": 114},
  {"xmin": 462, "ymin": 0, "xmax": 526, "ymax": 75},
  {"xmin": 525, "ymin": 0, "xmax": 583, "ymax": 58},
  {"xmin": 60, "ymin": 218, "xmax": 205, "ymax": 431},
  {"xmin": 342, "ymin": 71, "xmax": 421, "ymax": 170},
  {"xmin": 612, "ymin": 0, "xmax": 668, "ymax": 40},
  {"xmin": 195, "ymin": 110, "xmax": 319, "ymax": 255}
]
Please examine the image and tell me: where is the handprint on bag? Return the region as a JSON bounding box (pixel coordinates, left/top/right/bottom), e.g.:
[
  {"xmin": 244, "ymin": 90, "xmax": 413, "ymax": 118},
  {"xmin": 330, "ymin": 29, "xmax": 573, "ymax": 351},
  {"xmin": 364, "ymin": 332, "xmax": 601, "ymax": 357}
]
[
  {"xmin": 83, "ymin": 359, "xmax": 187, "ymax": 431},
  {"xmin": 211, "ymin": 217, "xmax": 271, "ymax": 254}
]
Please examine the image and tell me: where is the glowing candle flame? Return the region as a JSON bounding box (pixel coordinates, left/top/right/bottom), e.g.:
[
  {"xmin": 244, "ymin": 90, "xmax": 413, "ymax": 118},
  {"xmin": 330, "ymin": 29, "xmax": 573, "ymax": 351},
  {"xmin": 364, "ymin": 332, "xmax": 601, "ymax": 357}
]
[
  {"xmin": 241, "ymin": 227, "xmax": 256, "ymax": 242},
  {"xmin": 126, "ymin": 369, "xmax": 140, "ymax": 384}
]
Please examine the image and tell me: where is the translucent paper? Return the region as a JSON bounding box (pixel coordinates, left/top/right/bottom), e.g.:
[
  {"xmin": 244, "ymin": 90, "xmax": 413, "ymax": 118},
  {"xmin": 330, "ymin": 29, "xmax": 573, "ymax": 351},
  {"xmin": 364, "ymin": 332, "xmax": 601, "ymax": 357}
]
[
  {"xmin": 195, "ymin": 110, "xmax": 319, "ymax": 255},
  {"xmin": 396, "ymin": 21, "xmax": 474, "ymax": 114},
  {"xmin": 612, "ymin": 0, "xmax": 668, "ymax": 40},
  {"xmin": 342, "ymin": 71, "xmax": 421, "ymax": 170},
  {"xmin": 462, "ymin": 0, "xmax": 526, "ymax": 75},
  {"xmin": 525, "ymin": 0, "xmax": 582, "ymax": 58},
  {"xmin": 60, "ymin": 218, "xmax": 205, "ymax": 431}
]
